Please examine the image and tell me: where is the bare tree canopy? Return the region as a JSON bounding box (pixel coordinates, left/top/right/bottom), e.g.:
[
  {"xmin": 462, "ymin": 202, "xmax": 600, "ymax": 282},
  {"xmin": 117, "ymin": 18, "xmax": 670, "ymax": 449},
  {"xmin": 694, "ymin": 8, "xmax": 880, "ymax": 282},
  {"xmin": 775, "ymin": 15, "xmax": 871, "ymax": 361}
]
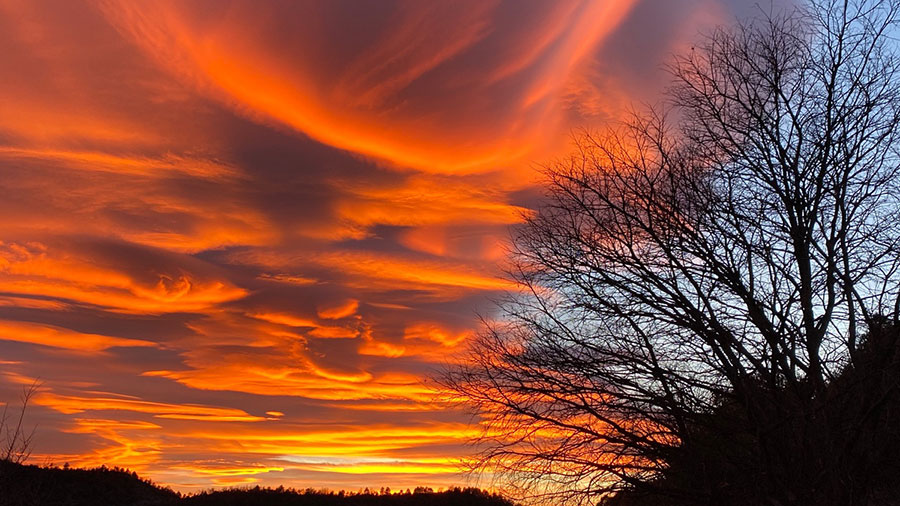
[{"xmin": 444, "ymin": 1, "xmax": 900, "ymax": 505}]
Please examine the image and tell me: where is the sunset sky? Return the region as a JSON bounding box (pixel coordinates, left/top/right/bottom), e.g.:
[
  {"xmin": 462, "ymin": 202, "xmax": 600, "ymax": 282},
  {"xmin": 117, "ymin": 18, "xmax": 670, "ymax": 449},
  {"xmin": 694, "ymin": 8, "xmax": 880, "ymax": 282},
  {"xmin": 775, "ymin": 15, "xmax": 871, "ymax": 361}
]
[{"xmin": 0, "ymin": 0, "xmax": 763, "ymax": 492}]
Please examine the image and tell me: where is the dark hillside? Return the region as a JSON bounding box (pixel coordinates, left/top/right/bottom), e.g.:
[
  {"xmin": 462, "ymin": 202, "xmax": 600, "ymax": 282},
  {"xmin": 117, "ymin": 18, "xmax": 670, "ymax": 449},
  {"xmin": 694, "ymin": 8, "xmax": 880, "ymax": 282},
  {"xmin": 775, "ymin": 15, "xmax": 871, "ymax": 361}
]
[
  {"xmin": 0, "ymin": 461, "xmax": 513, "ymax": 506},
  {"xmin": 0, "ymin": 460, "xmax": 179, "ymax": 506}
]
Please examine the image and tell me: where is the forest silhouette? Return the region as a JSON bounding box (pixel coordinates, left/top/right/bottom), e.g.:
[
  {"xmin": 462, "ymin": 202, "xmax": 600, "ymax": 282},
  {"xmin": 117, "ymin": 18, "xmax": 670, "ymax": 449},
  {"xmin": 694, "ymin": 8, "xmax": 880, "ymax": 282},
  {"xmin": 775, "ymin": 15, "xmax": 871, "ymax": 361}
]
[{"xmin": 0, "ymin": 460, "xmax": 515, "ymax": 506}]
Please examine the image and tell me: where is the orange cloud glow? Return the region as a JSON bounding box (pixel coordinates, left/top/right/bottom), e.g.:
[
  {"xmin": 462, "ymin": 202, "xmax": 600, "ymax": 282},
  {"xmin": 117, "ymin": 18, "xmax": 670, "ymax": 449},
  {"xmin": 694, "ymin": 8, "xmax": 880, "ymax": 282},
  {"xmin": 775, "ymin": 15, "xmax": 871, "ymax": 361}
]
[
  {"xmin": 0, "ymin": 0, "xmax": 740, "ymax": 493},
  {"xmin": 0, "ymin": 240, "xmax": 247, "ymax": 313},
  {"xmin": 0, "ymin": 320, "xmax": 157, "ymax": 352},
  {"xmin": 37, "ymin": 392, "xmax": 267, "ymax": 422},
  {"xmin": 97, "ymin": 1, "xmax": 639, "ymax": 174}
]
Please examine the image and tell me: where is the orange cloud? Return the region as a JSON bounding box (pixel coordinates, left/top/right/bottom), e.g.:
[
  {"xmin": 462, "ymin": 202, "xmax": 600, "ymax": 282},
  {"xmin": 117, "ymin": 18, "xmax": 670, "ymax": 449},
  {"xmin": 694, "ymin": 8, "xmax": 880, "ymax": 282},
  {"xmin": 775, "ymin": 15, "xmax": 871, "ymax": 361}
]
[
  {"xmin": 142, "ymin": 351, "xmax": 434, "ymax": 402},
  {"xmin": 398, "ymin": 226, "xmax": 510, "ymax": 262},
  {"xmin": 0, "ymin": 146, "xmax": 239, "ymax": 179},
  {"xmin": 97, "ymin": 0, "xmax": 639, "ymax": 173},
  {"xmin": 36, "ymin": 392, "xmax": 267, "ymax": 422},
  {"xmin": 317, "ymin": 251, "xmax": 517, "ymax": 294},
  {"xmin": 296, "ymin": 460, "xmax": 458, "ymax": 476},
  {"xmin": 317, "ymin": 299, "xmax": 359, "ymax": 320},
  {"xmin": 0, "ymin": 240, "xmax": 246, "ymax": 313},
  {"xmin": 0, "ymin": 320, "xmax": 157, "ymax": 351},
  {"xmin": 403, "ymin": 323, "xmax": 472, "ymax": 348},
  {"xmin": 182, "ymin": 464, "xmax": 284, "ymax": 477},
  {"xmin": 0, "ymin": 149, "xmax": 277, "ymax": 254},
  {"xmin": 335, "ymin": 175, "xmax": 531, "ymax": 230},
  {"xmin": 250, "ymin": 312, "xmax": 318, "ymax": 329},
  {"xmin": 358, "ymin": 337, "xmax": 406, "ymax": 359},
  {"xmin": 232, "ymin": 248, "xmax": 516, "ymax": 297},
  {"xmin": 175, "ymin": 422, "xmax": 479, "ymax": 457}
]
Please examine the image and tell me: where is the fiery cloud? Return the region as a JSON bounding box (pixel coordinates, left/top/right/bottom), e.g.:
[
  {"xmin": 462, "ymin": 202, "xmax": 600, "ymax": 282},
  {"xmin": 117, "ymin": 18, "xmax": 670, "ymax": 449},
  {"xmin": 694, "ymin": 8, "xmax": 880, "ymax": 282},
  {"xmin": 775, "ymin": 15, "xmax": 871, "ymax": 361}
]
[
  {"xmin": 0, "ymin": 0, "xmax": 753, "ymax": 493},
  {"xmin": 96, "ymin": 0, "xmax": 639, "ymax": 174},
  {"xmin": 0, "ymin": 320, "xmax": 157, "ymax": 352}
]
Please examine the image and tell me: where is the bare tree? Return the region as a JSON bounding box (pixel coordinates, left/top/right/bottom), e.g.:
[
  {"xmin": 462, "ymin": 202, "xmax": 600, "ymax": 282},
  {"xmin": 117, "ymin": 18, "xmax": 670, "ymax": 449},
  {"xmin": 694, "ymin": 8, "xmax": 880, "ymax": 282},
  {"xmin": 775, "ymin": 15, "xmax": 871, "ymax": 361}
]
[
  {"xmin": 444, "ymin": 1, "xmax": 900, "ymax": 505},
  {"xmin": 1, "ymin": 380, "xmax": 39, "ymax": 465}
]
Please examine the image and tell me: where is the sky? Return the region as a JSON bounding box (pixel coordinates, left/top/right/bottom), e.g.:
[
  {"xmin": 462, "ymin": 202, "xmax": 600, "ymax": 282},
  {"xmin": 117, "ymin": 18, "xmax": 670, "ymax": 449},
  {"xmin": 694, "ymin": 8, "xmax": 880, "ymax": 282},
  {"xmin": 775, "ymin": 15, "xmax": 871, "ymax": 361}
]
[{"xmin": 0, "ymin": 0, "xmax": 762, "ymax": 493}]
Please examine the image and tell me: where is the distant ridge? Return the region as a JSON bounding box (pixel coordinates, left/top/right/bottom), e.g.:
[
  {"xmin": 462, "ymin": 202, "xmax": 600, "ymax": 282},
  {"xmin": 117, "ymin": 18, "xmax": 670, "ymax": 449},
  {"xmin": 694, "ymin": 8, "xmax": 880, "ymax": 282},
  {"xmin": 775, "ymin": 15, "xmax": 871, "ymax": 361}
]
[
  {"xmin": 0, "ymin": 460, "xmax": 178, "ymax": 506},
  {"xmin": 184, "ymin": 485, "xmax": 515, "ymax": 506},
  {"xmin": 0, "ymin": 460, "xmax": 515, "ymax": 506}
]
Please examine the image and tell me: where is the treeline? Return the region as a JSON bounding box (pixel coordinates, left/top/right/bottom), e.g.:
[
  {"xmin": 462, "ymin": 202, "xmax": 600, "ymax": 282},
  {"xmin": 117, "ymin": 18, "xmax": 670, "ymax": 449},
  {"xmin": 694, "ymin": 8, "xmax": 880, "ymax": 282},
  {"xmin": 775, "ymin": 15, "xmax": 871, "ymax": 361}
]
[
  {"xmin": 185, "ymin": 486, "xmax": 513, "ymax": 506},
  {"xmin": 0, "ymin": 459, "xmax": 178, "ymax": 505},
  {"xmin": 0, "ymin": 460, "xmax": 514, "ymax": 506}
]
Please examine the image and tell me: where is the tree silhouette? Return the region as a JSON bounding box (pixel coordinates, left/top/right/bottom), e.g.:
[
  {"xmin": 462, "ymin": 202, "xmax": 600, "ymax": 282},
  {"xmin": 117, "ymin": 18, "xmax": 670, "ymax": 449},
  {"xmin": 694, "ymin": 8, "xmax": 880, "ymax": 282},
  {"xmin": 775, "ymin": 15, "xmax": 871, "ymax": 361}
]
[
  {"xmin": 1, "ymin": 380, "xmax": 38, "ymax": 465},
  {"xmin": 444, "ymin": 1, "xmax": 900, "ymax": 505}
]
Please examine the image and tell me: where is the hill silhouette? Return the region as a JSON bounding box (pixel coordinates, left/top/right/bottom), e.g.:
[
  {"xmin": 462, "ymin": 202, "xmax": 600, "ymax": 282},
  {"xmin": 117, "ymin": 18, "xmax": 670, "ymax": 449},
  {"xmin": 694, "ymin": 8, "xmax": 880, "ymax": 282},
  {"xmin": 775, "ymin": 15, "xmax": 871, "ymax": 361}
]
[
  {"xmin": 0, "ymin": 460, "xmax": 514, "ymax": 506},
  {"xmin": 0, "ymin": 460, "xmax": 178, "ymax": 505}
]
